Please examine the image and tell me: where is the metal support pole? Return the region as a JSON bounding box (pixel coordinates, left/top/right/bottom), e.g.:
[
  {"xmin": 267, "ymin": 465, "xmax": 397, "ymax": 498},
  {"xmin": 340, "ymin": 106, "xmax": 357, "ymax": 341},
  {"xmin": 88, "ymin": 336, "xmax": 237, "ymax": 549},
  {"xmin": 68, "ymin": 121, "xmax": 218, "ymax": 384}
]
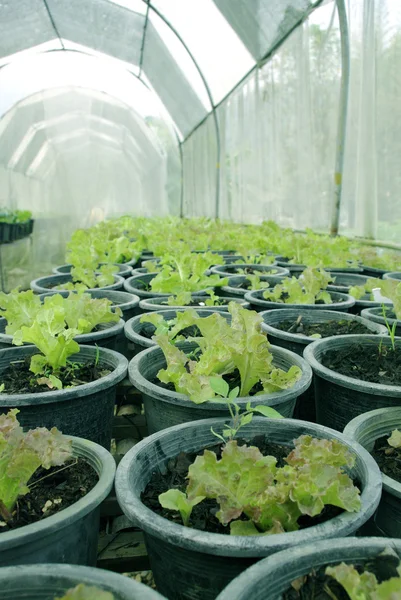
[{"xmin": 330, "ymin": 0, "xmax": 350, "ymax": 236}]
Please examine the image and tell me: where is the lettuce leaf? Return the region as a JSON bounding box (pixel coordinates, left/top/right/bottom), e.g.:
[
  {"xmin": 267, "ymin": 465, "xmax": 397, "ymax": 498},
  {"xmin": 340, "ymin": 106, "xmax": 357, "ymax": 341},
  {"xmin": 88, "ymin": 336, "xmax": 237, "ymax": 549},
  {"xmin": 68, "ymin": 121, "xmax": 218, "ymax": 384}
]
[{"xmin": 0, "ymin": 288, "xmax": 42, "ymax": 335}]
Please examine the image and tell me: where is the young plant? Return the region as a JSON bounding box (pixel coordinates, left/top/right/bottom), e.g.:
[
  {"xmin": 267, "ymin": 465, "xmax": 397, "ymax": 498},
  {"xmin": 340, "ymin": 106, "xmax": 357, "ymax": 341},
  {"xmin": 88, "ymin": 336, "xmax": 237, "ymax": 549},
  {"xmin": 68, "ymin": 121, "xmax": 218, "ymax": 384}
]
[
  {"xmin": 140, "ymin": 308, "xmax": 200, "ymax": 343},
  {"xmin": 166, "ymin": 290, "xmax": 225, "ymax": 307},
  {"xmin": 0, "ymin": 409, "xmax": 72, "ymax": 517},
  {"xmin": 155, "ymin": 303, "xmax": 301, "ymax": 403},
  {"xmin": 56, "ymin": 584, "xmax": 114, "ymax": 600},
  {"xmin": 325, "ymin": 553, "xmax": 401, "ymax": 599},
  {"xmin": 159, "ymin": 434, "xmax": 361, "ymax": 535},
  {"xmin": 59, "ymin": 265, "xmax": 118, "ymax": 291},
  {"xmin": 0, "ymin": 288, "xmax": 42, "ymax": 335},
  {"xmin": 263, "ymin": 268, "xmax": 334, "ymax": 305},
  {"xmin": 381, "ymin": 303, "xmax": 397, "ymax": 351}
]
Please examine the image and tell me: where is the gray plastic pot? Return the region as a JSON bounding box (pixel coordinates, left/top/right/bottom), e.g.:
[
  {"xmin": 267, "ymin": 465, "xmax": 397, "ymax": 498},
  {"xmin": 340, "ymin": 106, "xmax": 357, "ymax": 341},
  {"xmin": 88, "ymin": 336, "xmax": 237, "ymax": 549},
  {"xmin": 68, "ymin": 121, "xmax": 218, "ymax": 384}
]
[
  {"xmin": 0, "ymin": 344, "xmax": 128, "ymax": 448},
  {"xmin": 210, "ymin": 264, "xmax": 287, "ymax": 280},
  {"xmin": 348, "ymin": 292, "xmax": 392, "ymax": 315},
  {"xmin": 304, "ymin": 334, "xmax": 401, "ymax": 432},
  {"xmin": 124, "ymin": 309, "xmax": 231, "ymax": 357},
  {"xmin": 52, "ymin": 262, "xmax": 133, "ymax": 278},
  {"xmin": 0, "ymin": 564, "xmax": 165, "ymax": 599},
  {"xmin": 115, "ymin": 417, "xmax": 381, "ymax": 600},
  {"xmin": 0, "ymin": 316, "xmax": 124, "ymax": 351},
  {"xmin": 30, "ymin": 273, "xmax": 125, "ymax": 293},
  {"xmin": 326, "ymin": 272, "xmax": 369, "ymax": 293},
  {"xmin": 138, "ymin": 296, "xmax": 250, "ymax": 312},
  {"xmin": 362, "ymin": 264, "xmax": 387, "ymax": 278},
  {"xmin": 361, "ymin": 306, "xmax": 401, "ymax": 336},
  {"xmin": 344, "ymin": 406, "xmax": 401, "ymax": 538},
  {"xmin": 260, "ymin": 309, "xmax": 387, "ymax": 422},
  {"xmin": 244, "ymin": 289, "xmax": 355, "ymax": 312},
  {"xmin": 128, "ymin": 341, "xmax": 312, "ymax": 433},
  {"xmin": 218, "ymin": 275, "xmax": 271, "ymax": 298},
  {"xmin": 0, "ymin": 436, "xmax": 115, "ymax": 566},
  {"xmin": 215, "ymin": 537, "xmax": 401, "ymax": 600},
  {"xmin": 384, "ymin": 271, "xmax": 401, "ymax": 281}
]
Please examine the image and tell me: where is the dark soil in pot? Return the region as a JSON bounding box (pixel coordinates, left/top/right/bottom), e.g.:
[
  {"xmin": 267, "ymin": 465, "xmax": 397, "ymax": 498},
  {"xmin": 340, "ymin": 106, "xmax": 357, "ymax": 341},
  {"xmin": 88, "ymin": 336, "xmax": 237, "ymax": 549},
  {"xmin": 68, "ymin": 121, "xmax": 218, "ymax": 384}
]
[
  {"xmin": 276, "ymin": 318, "xmax": 373, "ymax": 337},
  {"xmin": 371, "ymin": 433, "xmax": 401, "ymax": 484},
  {"xmin": 142, "ymin": 436, "xmax": 349, "ymax": 535},
  {"xmin": 282, "ymin": 552, "xmax": 400, "ymax": 600},
  {"xmin": 1, "ymin": 357, "xmax": 111, "ymax": 394},
  {"xmin": 1, "ymin": 459, "xmax": 98, "ymax": 532},
  {"xmin": 321, "ymin": 345, "xmax": 401, "ymax": 386}
]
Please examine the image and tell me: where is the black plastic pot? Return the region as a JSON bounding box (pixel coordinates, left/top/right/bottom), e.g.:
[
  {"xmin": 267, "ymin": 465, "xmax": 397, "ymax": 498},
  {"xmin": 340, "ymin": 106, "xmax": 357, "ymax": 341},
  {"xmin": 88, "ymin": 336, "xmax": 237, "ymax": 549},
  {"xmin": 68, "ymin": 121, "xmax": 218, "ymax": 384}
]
[
  {"xmin": 326, "ymin": 272, "xmax": 369, "ymax": 293},
  {"xmin": 361, "ymin": 306, "xmax": 401, "ymax": 336},
  {"xmin": 362, "ymin": 264, "xmax": 387, "ymax": 278},
  {"xmin": 124, "ymin": 309, "xmax": 232, "ymax": 357},
  {"xmin": 0, "ymin": 316, "xmax": 124, "ymax": 351},
  {"xmin": 0, "ymin": 344, "xmax": 128, "ymax": 448},
  {"xmin": 344, "ymin": 407, "xmax": 401, "ymax": 538},
  {"xmin": 384, "ymin": 271, "xmax": 401, "ymax": 281},
  {"xmin": 115, "ymin": 417, "xmax": 381, "ymax": 600},
  {"xmin": 260, "ymin": 309, "xmax": 387, "ymax": 422},
  {"xmin": 52, "ymin": 263, "xmax": 133, "ymax": 278},
  {"xmin": 0, "ymin": 436, "xmax": 115, "ymax": 566},
  {"xmin": 210, "ymin": 264, "xmax": 287, "ymax": 280},
  {"xmin": 138, "ymin": 296, "xmax": 249, "ymax": 312},
  {"xmin": 304, "ymin": 334, "xmax": 401, "ymax": 431},
  {"xmin": 30, "ymin": 273, "xmax": 125, "ymax": 293},
  {"xmin": 0, "ymin": 563, "xmax": 165, "ymax": 599},
  {"xmin": 131, "ymin": 267, "xmax": 149, "ymax": 275},
  {"xmin": 218, "ymin": 275, "xmax": 271, "ymax": 298},
  {"xmin": 0, "ymin": 223, "xmax": 11, "ymax": 244},
  {"xmin": 244, "ymin": 289, "xmax": 355, "ymax": 312},
  {"xmin": 128, "ymin": 341, "xmax": 312, "ymax": 433},
  {"xmin": 215, "ymin": 537, "xmax": 401, "ymax": 600}
]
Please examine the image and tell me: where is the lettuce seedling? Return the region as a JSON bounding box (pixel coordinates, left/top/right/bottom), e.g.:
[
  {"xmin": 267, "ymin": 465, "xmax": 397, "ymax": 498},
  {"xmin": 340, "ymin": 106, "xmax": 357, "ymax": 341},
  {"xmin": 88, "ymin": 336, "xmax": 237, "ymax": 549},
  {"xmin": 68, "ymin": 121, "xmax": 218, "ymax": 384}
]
[
  {"xmin": 263, "ymin": 268, "xmax": 333, "ymax": 304},
  {"xmin": 326, "ymin": 553, "xmax": 401, "ymax": 600},
  {"xmin": 0, "ymin": 288, "xmax": 42, "ymax": 335},
  {"xmin": 0, "ymin": 408, "xmax": 72, "ymax": 514},
  {"xmin": 159, "ymin": 434, "xmax": 360, "ymax": 535},
  {"xmin": 56, "ymin": 584, "xmax": 114, "ymax": 600},
  {"xmin": 155, "ymin": 302, "xmax": 301, "ymax": 403},
  {"xmin": 140, "ymin": 308, "xmax": 199, "ymax": 343},
  {"xmin": 43, "ymin": 293, "xmax": 120, "ymax": 333},
  {"xmin": 149, "ymin": 251, "xmax": 228, "ymax": 294}
]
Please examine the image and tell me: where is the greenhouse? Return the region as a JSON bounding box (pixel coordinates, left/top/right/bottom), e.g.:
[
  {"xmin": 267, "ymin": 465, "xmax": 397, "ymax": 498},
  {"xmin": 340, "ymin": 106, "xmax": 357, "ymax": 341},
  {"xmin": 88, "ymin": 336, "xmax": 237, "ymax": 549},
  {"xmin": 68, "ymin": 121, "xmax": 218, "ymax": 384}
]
[{"xmin": 1, "ymin": 1, "xmax": 401, "ymax": 599}]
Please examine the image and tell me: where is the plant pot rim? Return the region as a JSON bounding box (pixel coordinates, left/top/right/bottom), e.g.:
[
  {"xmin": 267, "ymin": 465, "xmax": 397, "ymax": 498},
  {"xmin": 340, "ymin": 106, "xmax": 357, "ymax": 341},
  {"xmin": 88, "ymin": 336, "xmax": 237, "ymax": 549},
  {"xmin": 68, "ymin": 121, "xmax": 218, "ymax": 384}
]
[
  {"xmin": 275, "ymin": 258, "xmax": 363, "ymax": 273},
  {"xmin": 0, "ymin": 344, "xmax": 128, "ymax": 404},
  {"xmin": 138, "ymin": 297, "xmax": 249, "ymax": 311},
  {"xmin": 0, "ymin": 318, "xmax": 125, "ymax": 346},
  {"xmin": 40, "ymin": 289, "xmax": 140, "ymax": 311},
  {"xmin": 383, "ymin": 271, "xmax": 401, "ymax": 280},
  {"xmin": 361, "ymin": 306, "xmax": 399, "ymax": 326},
  {"xmin": 124, "ymin": 309, "xmax": 231, "ymax": 347},
  {"xmin": 210, "ymin": 264, "xmax": 288, "ymax": 277},
  {"xmin": 260, "ymin": 309, "xmax": 388, "ymax": 346},
  {"xmin": 52, "ymin": 263, "xmax": 132, "ymax": 276},
  {"xmin": 0, "ymin": 563, "xmax": 164, "ymax": 599},
  {"xmin": 244, "ymin": 289, "xmax": 355, "ymax": 310},
  {"xmin": 115, "ymin": 417, "xmax": 381, "ymax": 557},
  {"xmin": 215, "ymin": 536, "xmax": 401, "ymax": 599},
  {"xmin": 128, "ymin": 342, "xmax": 312, "ymax": 410},
  {"xmin": 30, "ymin": 273, "xmax": 125, "ymax": 293},
  {"xmin": 304, "ymin": 334, "xmax": 401, "ymax": 395},
  {"xmin": 343, "ymin": 406, "xmax": 401, "ymax": 498},
  {"xmin": 0, "ymin": 436, "xmax": 115, "ymax": 551}
]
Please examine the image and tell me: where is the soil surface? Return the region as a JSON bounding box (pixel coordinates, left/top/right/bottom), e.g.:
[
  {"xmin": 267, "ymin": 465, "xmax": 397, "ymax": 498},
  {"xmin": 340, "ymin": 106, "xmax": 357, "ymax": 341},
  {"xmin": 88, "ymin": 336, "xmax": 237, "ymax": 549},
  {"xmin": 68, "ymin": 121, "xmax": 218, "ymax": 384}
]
[
  {"xmin": 0, "ymin": 458, "xmax": 98, "ymax": 532},
  {"xmin": 141, "ymin": 436, "xmax": 344, "ymax": 535},
  {"xmin": 275, "ymin": 317, "xmax": 372, "ymax": 338},
  {"xmin": 1, "ymin": 357, "xmax": 111, "ymax": 394},
  {"xmin": 371, "ymin": 433, "xmax": 401, "ymax": 483},
  {"xmin": 283, "ymin": 553, "xmax": 401, "ymax": 599},
  {"xmin": 321, "ymin": 344, "xmax": 401, "ymax": 385}
]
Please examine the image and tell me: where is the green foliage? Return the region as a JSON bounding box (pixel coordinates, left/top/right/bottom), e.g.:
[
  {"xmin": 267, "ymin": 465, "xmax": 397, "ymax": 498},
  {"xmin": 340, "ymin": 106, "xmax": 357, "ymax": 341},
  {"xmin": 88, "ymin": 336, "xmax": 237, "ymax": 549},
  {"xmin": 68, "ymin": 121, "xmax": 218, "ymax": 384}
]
[
  {"xmin": 326, "ymin": 557, "xmax": 401, "ymax": 600},
  {"xmin": 0, "ymin": 288, "xmax": 42, "ymax": 335},
  {"xmin": 388, "ymin": 428, "xmax": 401, "ymax": 449},
  {"xmin": 43, "ymin": 293, "xmax": 120, "ymax": 333},
  {"xmin": 0, "ymin": 208, "xmax": 32, "ymax": 223},
  {"xmin": 149, "ymin": 251, "xmax": 228, "ymax": 294},
  {"xmin": 56, "ymin": 584, "xmax": 114, "ymax": 600},
  {"xmin": 158, "ymin": 489, "xmax": 205, "ymax": 526},
  {"xmin": 140, "ymin": 308, "xmax": 199, "ymax": 343},
  {"xmin": 0, "ymin": 409, "xmax": 72, "ymax": 512},
  {"xmin": 155, "ymin": 303, "xmax": 301, "ymax": 403},
  {"xmin": 159, "ymin": 434, "xmax": 360, "ymax": 535},
  {"xmin": 263, "ymin": 268, "xmax": 334, "ymax": 305}
]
